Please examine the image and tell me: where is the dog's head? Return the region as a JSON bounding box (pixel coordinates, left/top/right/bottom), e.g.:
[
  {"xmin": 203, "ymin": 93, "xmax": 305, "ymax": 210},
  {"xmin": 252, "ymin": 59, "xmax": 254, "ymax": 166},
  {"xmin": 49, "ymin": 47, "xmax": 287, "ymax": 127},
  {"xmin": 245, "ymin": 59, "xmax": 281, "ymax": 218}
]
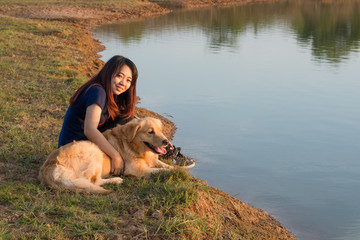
[{"xmin": 122, "ymin": 117, "xmax": 171, "ymax": 155}]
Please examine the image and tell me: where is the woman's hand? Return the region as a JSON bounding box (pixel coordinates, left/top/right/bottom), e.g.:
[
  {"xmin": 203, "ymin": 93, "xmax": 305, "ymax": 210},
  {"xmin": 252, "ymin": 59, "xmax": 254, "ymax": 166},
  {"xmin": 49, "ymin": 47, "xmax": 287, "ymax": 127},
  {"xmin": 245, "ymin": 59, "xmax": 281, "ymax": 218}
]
[
  {"xmin": 85, "ymin": 104, "xmax": 125, "ymax": 175},
  {"xmin": 111, "ymin": 154, "xmax": 124, "ymax": 175}
]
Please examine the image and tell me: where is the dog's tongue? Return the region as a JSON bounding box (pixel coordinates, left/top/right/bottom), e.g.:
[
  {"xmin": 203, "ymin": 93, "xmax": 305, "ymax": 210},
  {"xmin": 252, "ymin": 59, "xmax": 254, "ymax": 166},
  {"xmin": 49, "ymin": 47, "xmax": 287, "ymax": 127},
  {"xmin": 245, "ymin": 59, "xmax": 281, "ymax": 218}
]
[{"xmin": 155, "ymin": 146, "xmax": 167, "ymax": 155}]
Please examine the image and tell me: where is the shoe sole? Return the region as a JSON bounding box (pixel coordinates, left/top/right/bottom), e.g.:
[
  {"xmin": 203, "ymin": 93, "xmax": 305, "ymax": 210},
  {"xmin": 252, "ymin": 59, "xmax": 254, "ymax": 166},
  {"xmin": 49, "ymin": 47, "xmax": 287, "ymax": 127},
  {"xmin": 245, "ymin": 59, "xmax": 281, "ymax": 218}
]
[{"xmin": 177, "ymin": 162, "xmax": 195, "ymax": 169}]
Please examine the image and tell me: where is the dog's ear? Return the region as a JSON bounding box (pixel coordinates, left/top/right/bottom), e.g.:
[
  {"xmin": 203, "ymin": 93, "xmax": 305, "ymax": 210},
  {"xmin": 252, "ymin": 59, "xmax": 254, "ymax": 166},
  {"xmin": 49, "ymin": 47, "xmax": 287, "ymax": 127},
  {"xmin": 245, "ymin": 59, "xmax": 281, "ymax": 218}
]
[{"xmin": 122, "ymin": 118, "xmax": 142, "ymax": 141}]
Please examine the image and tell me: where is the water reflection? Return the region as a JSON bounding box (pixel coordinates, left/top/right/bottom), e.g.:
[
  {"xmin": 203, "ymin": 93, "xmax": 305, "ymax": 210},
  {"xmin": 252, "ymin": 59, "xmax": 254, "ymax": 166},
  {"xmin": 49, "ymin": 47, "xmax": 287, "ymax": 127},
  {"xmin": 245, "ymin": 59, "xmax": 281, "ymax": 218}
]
[
  {"xmin": 100, "ymin": 0, "xmax": 360, "ymax": 62},
  {"xmin": 94, "ymin": 2, "xmax": 360, "ymax": 239},
  {"xmin": 291, "ymin": 0, "xmax": 360, "ymax": 62}
]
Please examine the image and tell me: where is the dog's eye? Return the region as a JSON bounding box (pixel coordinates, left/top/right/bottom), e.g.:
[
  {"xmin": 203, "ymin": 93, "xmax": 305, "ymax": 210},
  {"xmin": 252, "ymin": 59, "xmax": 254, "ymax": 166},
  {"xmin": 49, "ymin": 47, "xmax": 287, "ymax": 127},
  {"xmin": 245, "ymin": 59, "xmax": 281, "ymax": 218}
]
[{"xmin": 148, "ymin": 129, "xmax": 155, "ymax": 134}]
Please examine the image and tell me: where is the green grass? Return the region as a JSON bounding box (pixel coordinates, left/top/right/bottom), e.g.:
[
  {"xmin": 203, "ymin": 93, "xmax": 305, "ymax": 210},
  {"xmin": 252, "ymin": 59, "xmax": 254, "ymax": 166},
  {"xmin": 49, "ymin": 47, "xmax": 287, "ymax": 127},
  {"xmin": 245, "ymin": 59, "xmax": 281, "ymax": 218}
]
[
  {"xmin": 0, "ymin": 16, "xmax": 85, "ymax": 184},
  {"xmin": 0, "ymin": 170, "xmax": 200, "ymax": 239},
  {"xmin": 0, "ymin": 0, "xmax": 142, "ymax": 7},
  {"xmin": 0, "ymin": 0, "xmax": 146, "ymax": 9},
  {"xmin": 0, "ymin": 15, "xmax": 82, "ymax": 158}
]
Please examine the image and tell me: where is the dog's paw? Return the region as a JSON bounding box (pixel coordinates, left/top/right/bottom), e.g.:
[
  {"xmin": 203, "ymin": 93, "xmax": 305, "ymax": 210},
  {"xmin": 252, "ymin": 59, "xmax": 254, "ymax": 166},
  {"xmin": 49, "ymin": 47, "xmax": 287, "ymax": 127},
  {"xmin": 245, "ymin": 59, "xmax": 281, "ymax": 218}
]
[
  {"xmin": 108, "ymin": 177, "xmax": 123, "ymax": 184},
  {"xmin": 102, "ymin": 189, "xmax": 113, "ymax": 194}
]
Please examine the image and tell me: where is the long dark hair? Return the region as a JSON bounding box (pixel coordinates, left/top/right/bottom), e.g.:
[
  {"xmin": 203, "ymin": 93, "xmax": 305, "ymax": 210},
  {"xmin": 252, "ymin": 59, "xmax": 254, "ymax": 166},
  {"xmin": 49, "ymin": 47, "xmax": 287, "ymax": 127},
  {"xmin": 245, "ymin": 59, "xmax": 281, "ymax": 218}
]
[{"xmin": 70, "ymin": 55, "xmax": 138, "ymax": 119}]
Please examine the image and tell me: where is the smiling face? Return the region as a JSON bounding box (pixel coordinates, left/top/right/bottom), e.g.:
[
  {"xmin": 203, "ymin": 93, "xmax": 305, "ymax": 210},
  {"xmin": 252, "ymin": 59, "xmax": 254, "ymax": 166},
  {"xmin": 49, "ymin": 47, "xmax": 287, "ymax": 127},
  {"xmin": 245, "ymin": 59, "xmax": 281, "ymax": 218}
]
[{"xmin": 111, "ymin": 64, "xmax": 133, "ymax": 95}]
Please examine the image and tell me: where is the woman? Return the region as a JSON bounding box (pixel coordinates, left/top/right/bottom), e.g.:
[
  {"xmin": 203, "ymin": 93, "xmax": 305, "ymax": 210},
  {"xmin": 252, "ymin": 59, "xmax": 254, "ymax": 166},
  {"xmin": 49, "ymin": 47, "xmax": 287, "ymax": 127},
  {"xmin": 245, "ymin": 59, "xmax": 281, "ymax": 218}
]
[
  {"xmin": 58, "ymin": 55, "xmax": 137, "ymax": 175},
  {"xmin": 58, "ymin": 55, "xmax": 194, "ymax": 175}
]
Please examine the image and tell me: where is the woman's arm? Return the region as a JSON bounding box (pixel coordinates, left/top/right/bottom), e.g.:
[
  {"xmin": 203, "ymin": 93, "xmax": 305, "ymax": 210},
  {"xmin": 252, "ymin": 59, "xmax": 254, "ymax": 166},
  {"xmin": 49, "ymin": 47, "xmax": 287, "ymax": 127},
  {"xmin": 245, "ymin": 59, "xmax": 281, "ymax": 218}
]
[{"xmin": 84, "ymin": 104, "xmax": 124, "ymax": 175}]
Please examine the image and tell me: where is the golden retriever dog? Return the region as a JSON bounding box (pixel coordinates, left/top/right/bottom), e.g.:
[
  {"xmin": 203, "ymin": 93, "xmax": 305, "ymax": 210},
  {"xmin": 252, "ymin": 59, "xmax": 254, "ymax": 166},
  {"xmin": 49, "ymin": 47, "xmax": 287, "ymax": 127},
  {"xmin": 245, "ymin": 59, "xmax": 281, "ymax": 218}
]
[{"xmin": 39, "ymin": 117, "xmax": 174, "ymax": 194}]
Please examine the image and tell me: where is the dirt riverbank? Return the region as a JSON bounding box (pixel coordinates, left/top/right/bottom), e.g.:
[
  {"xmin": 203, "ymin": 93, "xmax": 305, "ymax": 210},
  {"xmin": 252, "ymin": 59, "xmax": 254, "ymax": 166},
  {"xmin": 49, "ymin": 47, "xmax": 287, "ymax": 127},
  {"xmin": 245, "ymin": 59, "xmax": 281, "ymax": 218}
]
[{"xmin": 0, "ymin": 0, "xmax": 295, "ymax": 239}]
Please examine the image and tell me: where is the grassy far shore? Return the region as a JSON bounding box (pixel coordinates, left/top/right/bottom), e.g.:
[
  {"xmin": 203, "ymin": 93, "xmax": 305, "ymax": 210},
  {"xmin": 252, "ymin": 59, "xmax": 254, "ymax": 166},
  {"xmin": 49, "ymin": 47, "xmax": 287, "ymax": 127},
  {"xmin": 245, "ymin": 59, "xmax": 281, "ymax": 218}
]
[{"xmin": 0, "ymin": 0, "xmax": 295, "ymax": 239}]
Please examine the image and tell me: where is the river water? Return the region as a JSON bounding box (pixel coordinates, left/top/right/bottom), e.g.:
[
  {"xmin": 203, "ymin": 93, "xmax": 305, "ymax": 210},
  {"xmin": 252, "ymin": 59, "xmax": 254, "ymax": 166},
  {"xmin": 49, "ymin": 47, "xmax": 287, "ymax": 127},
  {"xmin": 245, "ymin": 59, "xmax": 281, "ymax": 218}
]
[{"xmin": 93, "ymin": 1, "xmax": 360, "ymax": 239}]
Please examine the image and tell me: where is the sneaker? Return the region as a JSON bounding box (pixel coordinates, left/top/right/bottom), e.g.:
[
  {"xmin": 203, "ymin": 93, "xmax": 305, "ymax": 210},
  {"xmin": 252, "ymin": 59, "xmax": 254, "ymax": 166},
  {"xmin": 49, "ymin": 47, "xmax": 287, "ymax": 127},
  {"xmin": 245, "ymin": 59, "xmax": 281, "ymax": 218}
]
[
  {"xmin": 163, "ymin": 145, "xmax": 181, "ymax": 158},
  {"xmin": 162, "ymin": 145, "xmax": 195, "ymax": 169}
]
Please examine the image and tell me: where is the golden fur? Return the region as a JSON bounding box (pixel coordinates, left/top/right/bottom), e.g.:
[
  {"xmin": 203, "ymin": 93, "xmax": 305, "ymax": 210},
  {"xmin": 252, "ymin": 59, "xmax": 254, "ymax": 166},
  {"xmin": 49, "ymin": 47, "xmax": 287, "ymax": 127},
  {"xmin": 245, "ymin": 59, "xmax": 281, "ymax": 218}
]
[{"xmin": 39, "ymin": 117, "xmax": 173, "ymax": 194}]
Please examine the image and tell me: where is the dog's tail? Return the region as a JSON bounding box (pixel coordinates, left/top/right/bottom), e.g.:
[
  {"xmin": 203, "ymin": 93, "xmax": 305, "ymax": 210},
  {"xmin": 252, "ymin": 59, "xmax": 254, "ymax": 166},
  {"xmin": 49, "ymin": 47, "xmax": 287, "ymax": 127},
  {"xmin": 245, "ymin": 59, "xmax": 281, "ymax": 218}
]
[{"xmin": 39, "ymin": 165, "xmax": 111, "ymax": 194}]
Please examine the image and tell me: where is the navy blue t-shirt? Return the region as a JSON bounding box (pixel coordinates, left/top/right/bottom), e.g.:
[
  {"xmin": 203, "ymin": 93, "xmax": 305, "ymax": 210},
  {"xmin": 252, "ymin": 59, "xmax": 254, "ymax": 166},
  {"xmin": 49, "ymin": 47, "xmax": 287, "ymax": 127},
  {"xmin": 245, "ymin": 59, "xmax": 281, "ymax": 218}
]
[{"xmin": 58, "ymin": 85, "xmax": 109, "ymax": 147}]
